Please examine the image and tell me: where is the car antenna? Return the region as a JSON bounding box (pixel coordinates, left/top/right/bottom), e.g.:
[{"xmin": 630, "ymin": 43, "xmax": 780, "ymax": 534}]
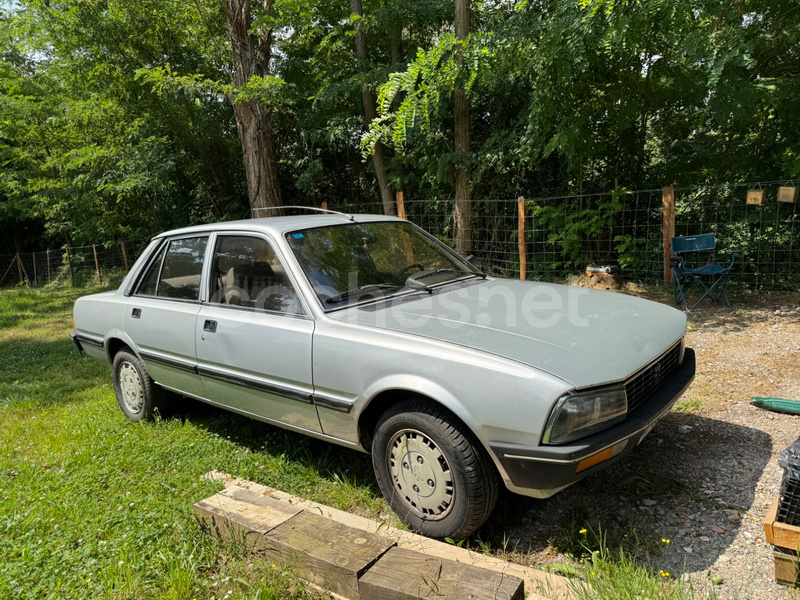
[{"xmin": 252, "ymin": 206, "xmax": 355, "ymax": 221}]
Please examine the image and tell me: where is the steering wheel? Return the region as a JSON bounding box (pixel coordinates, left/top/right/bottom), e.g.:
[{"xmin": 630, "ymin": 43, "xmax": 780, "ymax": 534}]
[{"xmin": 397, "ymin": 263, "xmax": 425, "ymax": 280}]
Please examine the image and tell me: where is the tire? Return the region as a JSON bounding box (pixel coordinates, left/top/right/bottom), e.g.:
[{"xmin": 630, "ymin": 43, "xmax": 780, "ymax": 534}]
[
  {"xmin": 112, "ymin": 348, "xmax": 171, "ymax": 422},
  {"xmin": 371, "ymin": 400, "xmax": 498, "ymax": 540}
]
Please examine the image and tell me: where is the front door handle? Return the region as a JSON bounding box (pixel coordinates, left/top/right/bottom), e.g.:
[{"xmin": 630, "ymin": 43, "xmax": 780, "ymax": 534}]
[
  {"xmin": 131, "ymin": 308, "xmax": 141, "ymax": 319},
  {"xmin": 203, "ymin": 320, "xmax": 217, "ymax": 333}
]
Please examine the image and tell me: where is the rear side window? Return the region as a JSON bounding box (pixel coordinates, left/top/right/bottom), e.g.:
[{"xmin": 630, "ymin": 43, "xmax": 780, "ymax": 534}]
[
  {"xmin": 209, "ymin": 235, "xmax": 303, "ymax": 314},
  {"xmin": 136, "ymin": 236, "xmax": 208, "ymax": 300}
]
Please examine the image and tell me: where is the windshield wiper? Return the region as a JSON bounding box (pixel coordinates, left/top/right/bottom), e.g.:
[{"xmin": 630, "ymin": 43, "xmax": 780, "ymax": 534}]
[
  {"xmin": 411, "ymin": 268, "xmax": 486, "ymax": 282},
  {"xmin": 403, "ymin": 269, "xmax": 486, "ymax": 294},
  {"xmin": 325, "ymin": 283, "xmax": 400, "ymax": 304}
]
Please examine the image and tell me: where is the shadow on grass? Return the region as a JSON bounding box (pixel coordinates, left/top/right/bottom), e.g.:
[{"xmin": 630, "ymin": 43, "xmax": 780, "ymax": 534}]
[{"xmin": 174, "ymin": 398, "xmax": 379, "ymax": 499}]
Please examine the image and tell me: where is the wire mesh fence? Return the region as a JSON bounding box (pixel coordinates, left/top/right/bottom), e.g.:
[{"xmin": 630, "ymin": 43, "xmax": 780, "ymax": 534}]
[
  {"xmin": 3, "ymin": 180, "xmax": 797, "ymax": 292},
  {"xmin": 0, "ymin": 240, "xmax": 150, "ymax": 289},
  {"xmin": 327, "ymin": 180, "xmax": 800, "ymax": 291}
]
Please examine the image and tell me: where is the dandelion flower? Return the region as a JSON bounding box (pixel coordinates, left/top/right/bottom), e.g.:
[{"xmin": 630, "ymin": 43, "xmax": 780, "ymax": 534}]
[
  {"xmin": 579, "ymin": 528, "xmax": 587, "ymax": 534},
  {"xmin": 662, "ymin": 538, "xmax": 670, "ymax": 544}
]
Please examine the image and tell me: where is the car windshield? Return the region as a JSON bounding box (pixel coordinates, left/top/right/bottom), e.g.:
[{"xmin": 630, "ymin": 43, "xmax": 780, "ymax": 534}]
[{"xmin": 285, "ymin": 220, "xmax": 481, "ymax": 309}]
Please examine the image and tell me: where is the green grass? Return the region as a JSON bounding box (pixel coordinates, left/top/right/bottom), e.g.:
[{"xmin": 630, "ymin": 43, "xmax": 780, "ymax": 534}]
[{"xmin": 0, "ymin": 285, "xmax": 385, "ymax": 599}]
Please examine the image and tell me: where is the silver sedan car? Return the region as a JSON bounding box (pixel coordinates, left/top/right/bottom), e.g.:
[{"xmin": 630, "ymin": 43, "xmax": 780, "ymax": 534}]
[{"xmin": 71, "ymin": 212, "xmax": 695, "ymax": 539}]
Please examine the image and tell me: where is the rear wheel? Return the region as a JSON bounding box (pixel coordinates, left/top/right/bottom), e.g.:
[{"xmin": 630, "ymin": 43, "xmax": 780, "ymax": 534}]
[
  {"xmin": 112, "ymin": 348, "xmax": 171, "ymax": 421},
  {"xmin": 371, "ymin": 400, "xmax": 498, "ymax": 540}
]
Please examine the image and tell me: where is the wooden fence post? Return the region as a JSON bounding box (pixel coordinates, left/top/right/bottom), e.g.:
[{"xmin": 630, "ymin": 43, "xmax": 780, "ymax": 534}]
[
  {"xmin": 66, "ymin": 247, "xmax": 74, "ymax": 287},
  {"xmin": 120, "ymin": 241, "xmax": 129, "ymax": 272},
  {"xmin": 46, "ymin": 249, "xmax": 51, "ymax": 285},
  {"xmin": 517, "ymin": 196, "xmax": 527, "ymax": 280},
  {"xmin": 321, "ymin": 201, "xmax": 328, "ymax": 212},
  {"xmin": 662, "ymin": 186, "xmax": 675, "ymax": 285},
  {"xmin": 92, "ymin": 244, "xmax": 102, "ymax": 285},
  {"xmin": 32, "ymin": 252, "xmax": 37, "ymax": 287},
  {"xmin": 15, "ymin": 253, "xmax": 23, "ymax": 284},
  {"xmin": 15, "ymin": 253, "xmax": 30, "ymax": 286},
  {"xmin": 396, "ymin": 191, "xmax": 406, "ymax": 220}
]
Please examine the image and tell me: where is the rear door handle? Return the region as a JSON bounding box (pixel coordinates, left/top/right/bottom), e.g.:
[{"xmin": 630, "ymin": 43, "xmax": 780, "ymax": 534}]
[
  {"xmin": 203, "ymin": 320, "xmax": 217, "ymax": 333},
  {"xmin": 131, "ymin": 308, "xmax": 141, "ymax": 319}
]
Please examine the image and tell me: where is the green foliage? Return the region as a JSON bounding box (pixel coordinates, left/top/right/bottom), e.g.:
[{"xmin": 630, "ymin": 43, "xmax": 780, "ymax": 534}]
[
  {"xmin": 1, "ymin": 0, "xmax": 799, "ymax": 273},
  {"xmin": 530, "ymin": 190, "xmax": 635, "ymax": 271}
]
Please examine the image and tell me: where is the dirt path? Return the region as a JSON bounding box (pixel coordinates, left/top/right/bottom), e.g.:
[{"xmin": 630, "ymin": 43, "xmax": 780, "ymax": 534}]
[{"xmin": 484, "ymin": 291, "xmax": 800, "ymax": 599}]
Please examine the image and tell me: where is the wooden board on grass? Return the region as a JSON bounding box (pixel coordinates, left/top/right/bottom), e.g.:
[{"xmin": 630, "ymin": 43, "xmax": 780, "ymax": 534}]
[
  {"xmin": 194, "ymin": 485, "xmax": 302, "ymax": 550},
  {"xmin": 264, "ymin": 511, "xmax": 395, "ymax": 600},
  {"xmin": 358, "ymin": 546, "xmax": 524, "ymax": 600}
]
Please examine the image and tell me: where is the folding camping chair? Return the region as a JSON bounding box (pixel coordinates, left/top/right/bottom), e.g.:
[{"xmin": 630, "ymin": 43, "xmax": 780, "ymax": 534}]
[{"xmin": 670, "ymin": 233, "xmax": 738, "ymax": 312}]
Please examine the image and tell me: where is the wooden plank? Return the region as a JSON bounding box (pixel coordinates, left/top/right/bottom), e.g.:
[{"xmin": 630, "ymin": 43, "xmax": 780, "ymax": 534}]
[
  {"xmin": 518, "ymin": 196, "xmax": 527, "ymax": 281},
  {"xmin": 264, "ymin": 511, "xmax": 395, "ymax": 600},
  {"xmin": 774, "ymin": 548, "xmax": 800, "ymax": 587},
  {"xmin": 662, "ymin": 186, "xmax": 675, "ymax": 285},
  {"xmin": 764, "ymin": 498, "xmax": 779, "ymax": 545},
  {"xmin": 359, "ymin": 546, "xmax": 524, "ymax": 600},
  {"xmin": 764, "ymin": 497, "xmax": 800, "ymax": 549},
  {"xmin": 201, "ymin": 471, "xmax": 572, "ymax": 600},
  {"xmin": 194, "ymin": 486, "xmax": 301, "ymax": 550}
]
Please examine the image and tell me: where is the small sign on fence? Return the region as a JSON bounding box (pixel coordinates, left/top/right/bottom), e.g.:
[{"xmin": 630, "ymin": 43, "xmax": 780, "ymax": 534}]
[
  {"xmin": 778, "ymin": 186, "xmax": 797, "ymax": 203},
  {"xmin": 747, "ymin": 188, "xmax": 765, "ymax": 205}
]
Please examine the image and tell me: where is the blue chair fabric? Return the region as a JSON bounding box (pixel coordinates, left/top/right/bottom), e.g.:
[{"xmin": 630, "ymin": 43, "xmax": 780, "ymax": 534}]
[{"xmin": 670, "ymin": 234, "xmax": 737, "ymax": 312}]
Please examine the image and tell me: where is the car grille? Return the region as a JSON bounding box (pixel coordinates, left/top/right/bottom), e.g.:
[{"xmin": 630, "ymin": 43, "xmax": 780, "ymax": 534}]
[{"xmin": 625, "ymin": 340, "xmax": 683, "ymax": 413}]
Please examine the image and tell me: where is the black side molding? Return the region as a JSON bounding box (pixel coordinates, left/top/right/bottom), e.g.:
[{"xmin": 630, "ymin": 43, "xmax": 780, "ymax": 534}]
[
  {"xmin": 313, "ymin": 394, "xmax": 353, "ymax": 414},
  {"xmin": 69, "ymin": 332, "xmax": 84, "ymax": 353},
  {"xmin": 197, "ymin": 365, "xmax": 313, "ymax": 405}
]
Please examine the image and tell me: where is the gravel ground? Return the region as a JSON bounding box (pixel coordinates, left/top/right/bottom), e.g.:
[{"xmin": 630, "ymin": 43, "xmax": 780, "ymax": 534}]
[{"xmin": 483, "ymin": 289, "xmax": 800, "ymax": 599}]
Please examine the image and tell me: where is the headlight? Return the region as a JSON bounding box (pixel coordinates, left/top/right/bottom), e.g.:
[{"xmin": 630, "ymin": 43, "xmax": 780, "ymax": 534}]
[{"xmin": 543, "ymin": 386, "xmax": 627, "ymax": 445}]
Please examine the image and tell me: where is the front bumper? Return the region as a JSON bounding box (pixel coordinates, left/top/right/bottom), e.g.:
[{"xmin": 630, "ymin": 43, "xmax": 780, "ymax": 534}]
[{"xmin": 491, "ymin": 348, "xmax": 696, "ymax": 498}]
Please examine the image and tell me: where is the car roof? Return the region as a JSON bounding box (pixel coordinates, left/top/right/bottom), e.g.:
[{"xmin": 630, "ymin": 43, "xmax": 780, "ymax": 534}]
[{"xmin": 153, "ymin": 212, "xmax": 405, "ymax": 240}]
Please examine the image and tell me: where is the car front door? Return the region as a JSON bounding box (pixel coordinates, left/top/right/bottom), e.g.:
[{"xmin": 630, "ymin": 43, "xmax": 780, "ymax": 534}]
[
  {"xmin": 124, "ymin": 235, "xmax": 209, "ymax": 399},
  {"xmin": 194, "ymin": 233, "xmax": 320, "ymax": 433}
]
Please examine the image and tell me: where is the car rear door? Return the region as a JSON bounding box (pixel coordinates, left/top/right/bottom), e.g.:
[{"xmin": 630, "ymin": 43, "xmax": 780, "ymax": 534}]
[
  {"xmin": 124, "ymin": 235, "xmax": 209, "ymax": 399},
  {"xmin": 194, "ymin": 233, "xmax": 320, "ymax": 433}
]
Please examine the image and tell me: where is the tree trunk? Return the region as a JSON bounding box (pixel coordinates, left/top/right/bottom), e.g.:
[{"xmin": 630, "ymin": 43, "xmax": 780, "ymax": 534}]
[
  {"xmin": 452, "ymin": 0, "xmax": 471, "ymax": 256},
  {"xmin": 223, "ymin": 0, "xmax": 283, "ymax": 215},
  {"xmin": 351, "ymin": 0, "xmax": 395, "ymax": 216}
]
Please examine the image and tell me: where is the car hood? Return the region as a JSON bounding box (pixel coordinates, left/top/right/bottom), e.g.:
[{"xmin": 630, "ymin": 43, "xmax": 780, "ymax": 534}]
[{"xmin": 330, "ymin": 279, "xmax": 687, "ymax": 388}]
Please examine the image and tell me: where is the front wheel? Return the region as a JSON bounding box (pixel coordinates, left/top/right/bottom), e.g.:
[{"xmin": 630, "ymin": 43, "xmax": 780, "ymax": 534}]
[
  {"xmin": 112, "ymin": 349, "xmax": 171, "ymax": 422},
  {"xmin": 371, "ymin": 400, "xmax": 498, "ymax": 540}
]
